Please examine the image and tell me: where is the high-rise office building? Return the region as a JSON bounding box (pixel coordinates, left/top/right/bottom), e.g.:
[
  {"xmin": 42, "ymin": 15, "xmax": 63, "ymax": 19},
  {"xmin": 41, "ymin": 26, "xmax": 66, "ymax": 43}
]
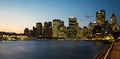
[
  {"xmin": 110, "ymin": 14, "xmax": 117, "ymax": 24},
  {"xmin": 96, "ymin": 10, "xmax": 105, "ymax": 25},
  {"xmin": 48, "ymin": 22, "xmax": 52, "ymax": 28},
  {"xmin": 52, "ymin": 19, "xmax": 63, "ymax": 38},
  {"xmin": 32, "ymin": 26, "xmax": 37, "ymax": 37},
  {"xmin": 67, "ymin": 17, "xmax": 78, "ymax": 40},
  {"xmin": 110, "ymin": 13, "xmax": 119, "ymax": 31},
  {"xmin": 43, "ymin": 22, "xmax": 48, "ymax": 37},
  {"xmin": 24, "ymin": 28, "xmax": 30, "ymax": 36},
  {"xmin": 58, "ymin": 21, "xmax": 67, "ymax": 39},
  {"xmin": 29, "ymin": 30, "xmax": 33, "ymax": 37},
  {"xmin": 47, "ymin": 22, "xmax": 52, "ymax": 38},
  {"xmin": 69, "ymin": 17, "xmax": 78, "ymax": 27},
  {"xmin": 36, "ymin": 22, "xmax": 42, "ymax": 37},
  {"xmin": 43, "ymin": 21, "xmax": 52, "ymax": 38}
]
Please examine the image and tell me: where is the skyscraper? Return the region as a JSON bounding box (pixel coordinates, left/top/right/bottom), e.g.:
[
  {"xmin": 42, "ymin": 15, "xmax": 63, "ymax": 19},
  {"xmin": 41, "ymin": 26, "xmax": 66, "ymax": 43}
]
[
  {"xmin": 48, "ymin": 22, "xmax": 52, "ymax": 38},
  {"xmin": 32, "ymin": 26, "xmax": 37, "ymax": 38},
  {"xmin": 24, "ymin": 28, "xmax": 30, "ymax": 36},
  {"xmin": 110, "ymin": 13, "xmax": 117, "ymax": 25},
  {"xmin": 96, "ymin": 10, "xmax": 105, "ymax": 25},
  {"xmin": 58, "ymin": 21, "xmax": 67, "ymax": 39},
  {"xmin": 110, "ymin": 13, "xmax": 119, "ymax": 31},
  {"xmin": 67, "ymin": 17, "xmax": 78, "ymax": 40},
  {"xmin": 43, "ymin": 21, "xmax": 52, "ymax": 38},
  {"xmin": 69, "ymin": 17, "xmax": 78, "ymax": 27},
  {"xmin": 52, "ymin": 19, "xmax": 62, "ymax": 38},
  {"xmin": 36, "ymin": 22, "xmax": 42, "ymax": 37}
]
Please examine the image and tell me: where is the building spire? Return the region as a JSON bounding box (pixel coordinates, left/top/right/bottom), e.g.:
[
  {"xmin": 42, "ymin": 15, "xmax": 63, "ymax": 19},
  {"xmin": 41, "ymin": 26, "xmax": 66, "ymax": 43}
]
[{"xmin": 112, "ymin": 13, "xmax": 115, "ymax": 17}]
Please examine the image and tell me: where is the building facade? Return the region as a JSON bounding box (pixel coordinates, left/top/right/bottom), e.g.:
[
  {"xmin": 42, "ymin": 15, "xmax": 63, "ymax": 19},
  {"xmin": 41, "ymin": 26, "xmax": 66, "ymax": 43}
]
[
  {"xmin": 24, "ymin": 28, "xmax": 30, "ymax": 36},
  {"xmin": 58, "ymin": 23, "xmax": 67, "ymax": 39},
  {"xmin": 110, "ymin": 14, "xmax": 119, "ymax": 31},
  {"xmin": 36, "ymin": 22, "xmax": 42, "ymax": 37},
  {"xmin": 52, "ymin": 19, "xmax": 62, "ymax": 37},
  {"xmin": 43, "ymin": 22, "xmax": 52, "ymax": 38},
  {"xmin": 67, "ymin": 17, "xmax": 78, "ymax": 40},
  {"xmin": 96, "ymin": 10, "xmax": 105, "ymax": 25},
  {"xmin": 52, "ymin": 19, "xmax": 66, "ymax": 39}
]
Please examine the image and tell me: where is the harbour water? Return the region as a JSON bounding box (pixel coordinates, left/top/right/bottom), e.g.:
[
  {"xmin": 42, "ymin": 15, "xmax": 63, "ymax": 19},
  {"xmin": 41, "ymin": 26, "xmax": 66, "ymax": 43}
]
[{"xmin": 0, "ymin": 40, "xmax": 108, "ymax": 59}]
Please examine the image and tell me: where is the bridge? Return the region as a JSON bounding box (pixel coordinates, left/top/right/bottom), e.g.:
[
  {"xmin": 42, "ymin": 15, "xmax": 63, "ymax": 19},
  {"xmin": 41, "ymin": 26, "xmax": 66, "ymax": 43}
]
[{"xmin": 95, "ymin": 39, "xmax": 120, "ymax": 59}]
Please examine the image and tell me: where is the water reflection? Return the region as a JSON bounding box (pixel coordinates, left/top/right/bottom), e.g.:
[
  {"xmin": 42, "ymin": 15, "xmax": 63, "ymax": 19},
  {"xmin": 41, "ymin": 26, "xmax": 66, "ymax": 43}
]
[{"xmin": 0, "ymin": 41, "xmax": 108, "ymax": 59}]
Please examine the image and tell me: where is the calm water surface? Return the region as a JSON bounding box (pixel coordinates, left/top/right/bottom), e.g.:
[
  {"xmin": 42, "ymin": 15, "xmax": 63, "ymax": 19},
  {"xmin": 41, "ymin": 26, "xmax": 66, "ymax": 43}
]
[{"xmin": 0, "ymin": 40, "xmax": 108, "ymax": 59}]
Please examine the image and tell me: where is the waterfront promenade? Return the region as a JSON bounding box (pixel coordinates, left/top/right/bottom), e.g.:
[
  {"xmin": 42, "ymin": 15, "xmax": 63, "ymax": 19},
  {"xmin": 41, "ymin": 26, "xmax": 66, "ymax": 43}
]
[
  {"xmin": 109, "ymin": 40, "xmax": 120, "ymax": 59},
  {"xmin": 95, "ymin": 39, "xmax": 120, "ymax": 59}
]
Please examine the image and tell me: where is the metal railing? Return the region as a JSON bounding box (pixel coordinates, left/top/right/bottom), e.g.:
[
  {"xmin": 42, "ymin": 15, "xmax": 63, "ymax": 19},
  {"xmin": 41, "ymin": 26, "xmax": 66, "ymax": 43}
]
[{"xmin": 94, "ymin": 41, "xmax": 114, "ymax": 59}]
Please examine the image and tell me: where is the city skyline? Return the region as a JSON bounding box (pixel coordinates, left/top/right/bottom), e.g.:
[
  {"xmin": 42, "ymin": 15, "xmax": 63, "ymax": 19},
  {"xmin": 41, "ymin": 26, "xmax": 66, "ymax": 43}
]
[{"xmin": 0, "ymin": 0, "xmax": 120, "ymax": 33}]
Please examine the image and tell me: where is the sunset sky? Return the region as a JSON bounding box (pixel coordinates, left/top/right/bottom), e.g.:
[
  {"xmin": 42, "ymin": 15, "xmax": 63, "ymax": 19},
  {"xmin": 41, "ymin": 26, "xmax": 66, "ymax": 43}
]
[{"xmin": 0, "ymin": 0, "xmax": 120, "ymax": 33}]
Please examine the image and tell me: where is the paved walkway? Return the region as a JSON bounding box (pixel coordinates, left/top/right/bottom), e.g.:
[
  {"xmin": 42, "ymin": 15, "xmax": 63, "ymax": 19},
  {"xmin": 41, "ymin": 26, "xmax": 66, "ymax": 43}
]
[
  {"xmin": 109, "ymin": 40, "xmax": 120, "ymax": 59},
  {"xmin": 94, "ymin": 40, "xmax": 120, "ymax": 59}
]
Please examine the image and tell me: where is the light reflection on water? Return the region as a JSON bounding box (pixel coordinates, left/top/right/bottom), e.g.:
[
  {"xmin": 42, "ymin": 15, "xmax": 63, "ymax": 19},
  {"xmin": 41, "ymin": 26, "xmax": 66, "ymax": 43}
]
[{"xmin": 0, "ymin": 41, "xmax": 108, "ymax": 59}]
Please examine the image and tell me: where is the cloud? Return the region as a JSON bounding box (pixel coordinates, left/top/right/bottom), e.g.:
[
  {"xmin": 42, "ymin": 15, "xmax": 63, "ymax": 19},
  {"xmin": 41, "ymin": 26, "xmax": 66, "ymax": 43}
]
[{"xmin": 85, "ymin": 15, "xmax": 93, "ymax": 19}]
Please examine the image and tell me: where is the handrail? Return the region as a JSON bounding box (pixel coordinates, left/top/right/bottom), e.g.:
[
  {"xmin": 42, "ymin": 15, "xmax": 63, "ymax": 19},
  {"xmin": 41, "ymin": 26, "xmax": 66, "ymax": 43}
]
[
  {"xmin": 94, "ymin": 43, "xmax": 111, "ymax": 59},
  {"xmin": 104, "ymin": 41, "xmax": 114, "ymax": 59}
]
